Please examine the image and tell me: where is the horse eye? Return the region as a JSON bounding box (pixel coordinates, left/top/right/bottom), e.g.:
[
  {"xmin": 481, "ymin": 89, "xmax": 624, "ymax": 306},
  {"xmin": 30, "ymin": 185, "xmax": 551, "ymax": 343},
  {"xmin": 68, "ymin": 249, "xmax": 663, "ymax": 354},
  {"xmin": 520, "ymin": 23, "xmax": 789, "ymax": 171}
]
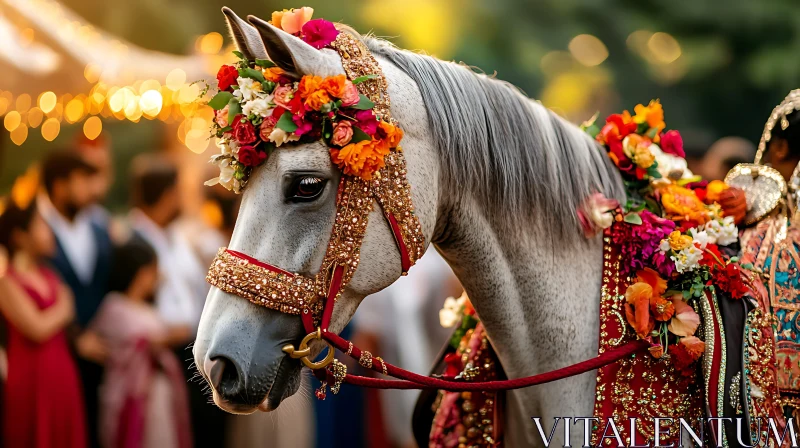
[{"xmin": 287, "ymin": 176, "xmax": 327, "ymax": 202}]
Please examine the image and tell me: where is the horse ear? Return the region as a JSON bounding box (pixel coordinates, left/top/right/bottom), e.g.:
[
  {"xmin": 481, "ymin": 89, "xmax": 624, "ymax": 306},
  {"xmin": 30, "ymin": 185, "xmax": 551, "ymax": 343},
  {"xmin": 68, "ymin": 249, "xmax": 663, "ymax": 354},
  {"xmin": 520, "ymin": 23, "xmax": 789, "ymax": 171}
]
[
  {"xmin": 222, "ymin": 7, "xmax": 268, "ymax": 61},
  {"xmin": 247, "ymin": 15, "xmax": 343, "ymax": 79}
]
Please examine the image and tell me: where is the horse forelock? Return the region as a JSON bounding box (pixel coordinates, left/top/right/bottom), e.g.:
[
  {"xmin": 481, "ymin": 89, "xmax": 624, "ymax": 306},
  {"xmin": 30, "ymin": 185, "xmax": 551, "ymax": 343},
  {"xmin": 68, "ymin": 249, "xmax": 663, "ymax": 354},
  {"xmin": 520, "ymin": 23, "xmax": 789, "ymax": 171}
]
[{"xmin": 363, "ymin": 36, "xmax": 625, "ymax": 244}]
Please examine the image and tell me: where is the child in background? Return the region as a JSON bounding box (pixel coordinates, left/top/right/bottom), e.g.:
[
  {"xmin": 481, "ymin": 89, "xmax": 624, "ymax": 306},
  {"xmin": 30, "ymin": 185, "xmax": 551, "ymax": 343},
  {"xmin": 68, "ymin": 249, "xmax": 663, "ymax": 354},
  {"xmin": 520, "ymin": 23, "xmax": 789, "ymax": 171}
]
[
  {"xmin": 0, "ymin": 196, "xmax": 87, "ymax": 448},
  {"xmin": 91, "ymin": 238, "xmax": 192, "ymax": 448}
]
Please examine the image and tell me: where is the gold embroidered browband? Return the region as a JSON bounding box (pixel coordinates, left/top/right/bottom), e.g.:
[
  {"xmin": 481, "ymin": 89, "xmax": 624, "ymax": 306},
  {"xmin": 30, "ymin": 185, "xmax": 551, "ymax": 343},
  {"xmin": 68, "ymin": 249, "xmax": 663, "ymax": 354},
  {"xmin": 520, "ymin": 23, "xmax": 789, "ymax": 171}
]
[{"xmin": 206, "ymin": 29, "xmax": 425, "ymax": 318}]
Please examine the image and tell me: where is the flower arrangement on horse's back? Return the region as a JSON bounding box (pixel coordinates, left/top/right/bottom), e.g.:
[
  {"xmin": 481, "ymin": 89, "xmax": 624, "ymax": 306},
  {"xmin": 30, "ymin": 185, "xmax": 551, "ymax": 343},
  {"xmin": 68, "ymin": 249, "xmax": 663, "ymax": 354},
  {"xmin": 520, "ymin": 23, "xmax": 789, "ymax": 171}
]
[
  {"xmin": 203, "ymin": 8, "xmax": 403, "ymax": 193},
  {"xmin": 580, "ymin": 100, "xmax": 754, "ymax": 366}
]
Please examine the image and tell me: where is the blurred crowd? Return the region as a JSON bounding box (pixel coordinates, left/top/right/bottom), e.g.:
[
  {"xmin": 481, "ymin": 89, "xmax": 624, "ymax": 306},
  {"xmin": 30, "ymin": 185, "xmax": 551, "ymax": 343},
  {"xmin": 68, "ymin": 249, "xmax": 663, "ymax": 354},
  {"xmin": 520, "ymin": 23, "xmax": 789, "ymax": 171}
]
[{"xmin": 0, "ymin": 133, "xmax": 462, "ymax": 448}]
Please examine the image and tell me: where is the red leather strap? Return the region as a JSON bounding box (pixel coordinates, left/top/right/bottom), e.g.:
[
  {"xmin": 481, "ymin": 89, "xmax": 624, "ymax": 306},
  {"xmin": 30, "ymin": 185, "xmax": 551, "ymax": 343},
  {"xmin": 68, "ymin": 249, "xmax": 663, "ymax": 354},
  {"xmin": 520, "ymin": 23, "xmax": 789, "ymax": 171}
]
[
  {"xmin": 225, "ymin": 249, "xmax": 295, "ymax": 276},
  {"xmin": 385, "ymin": 212, "xmax": 412, "ymax": 274},
  {"xmin": 318, "ymin": 331, "xmax": 648, "ymax": 391}
]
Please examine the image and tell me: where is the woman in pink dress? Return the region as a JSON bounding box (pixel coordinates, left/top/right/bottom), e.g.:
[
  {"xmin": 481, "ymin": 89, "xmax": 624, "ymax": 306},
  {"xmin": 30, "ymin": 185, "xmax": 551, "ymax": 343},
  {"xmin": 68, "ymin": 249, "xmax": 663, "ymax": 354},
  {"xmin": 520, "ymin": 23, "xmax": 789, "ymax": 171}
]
[{"xmin": 0, "ymin": 197, "xmax": 87, "ymax": 448}]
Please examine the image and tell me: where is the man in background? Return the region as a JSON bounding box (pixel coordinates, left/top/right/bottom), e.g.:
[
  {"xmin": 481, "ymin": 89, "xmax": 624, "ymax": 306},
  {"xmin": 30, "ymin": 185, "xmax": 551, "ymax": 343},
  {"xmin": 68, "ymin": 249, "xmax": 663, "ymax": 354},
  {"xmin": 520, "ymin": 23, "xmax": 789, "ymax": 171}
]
[
  {"xmin": 40, "ymin": 151, "xmax": 113, "ymax": 448},
  {"xmin": 74, "ymin": 132, "xmax": 114, "ymax": 228},
  {"xmin": 128, "ymin": 154, "xmax": 228, "ymax": 448},
  {"xmin": 697, "ymin": 136, "xmax": 757, "ymax": 181}
]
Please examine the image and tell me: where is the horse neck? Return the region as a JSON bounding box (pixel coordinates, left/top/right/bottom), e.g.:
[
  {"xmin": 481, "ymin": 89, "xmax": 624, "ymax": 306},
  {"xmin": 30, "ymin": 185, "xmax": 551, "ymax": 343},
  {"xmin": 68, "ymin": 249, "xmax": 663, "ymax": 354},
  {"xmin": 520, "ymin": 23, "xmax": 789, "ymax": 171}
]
[{"xmin": 434, "ymin": 195, "xmax": 604, "ymax": 380}]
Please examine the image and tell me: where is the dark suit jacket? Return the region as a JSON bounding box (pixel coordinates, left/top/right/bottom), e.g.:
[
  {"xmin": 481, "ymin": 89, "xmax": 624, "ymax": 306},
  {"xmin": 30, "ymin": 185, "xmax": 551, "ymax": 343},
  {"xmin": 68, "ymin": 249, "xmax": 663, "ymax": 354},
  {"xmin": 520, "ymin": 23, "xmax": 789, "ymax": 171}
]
[{"xmin": 48, "ymin": 222, "xmax": 113, "ymax": 327}]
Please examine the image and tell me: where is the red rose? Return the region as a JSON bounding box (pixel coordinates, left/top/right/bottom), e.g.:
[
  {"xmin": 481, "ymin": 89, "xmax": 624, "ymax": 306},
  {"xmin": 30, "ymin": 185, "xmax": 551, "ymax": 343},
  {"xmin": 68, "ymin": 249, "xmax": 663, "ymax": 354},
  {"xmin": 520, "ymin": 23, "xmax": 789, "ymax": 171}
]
[
  {"xmin": 231, "ymin": 115, "xmax": 257, "ymax": 145},
  {"xmin": 216, "ymin": 65, "xmax": 239, "ymax": 91},
  {"xmin": 712, "ymin": 263, "xmax": 750, "ymax": 299},
  {"xmin": 236, "ymin": 145, "xmax": 267, "ymax": 167},
  {"xmin": 661, "ymin": 130, "xmax": 685, "ymax": 158},
  {"xmin": 259, "ymin": 116, "xmax": 278, "ymax": 141}
]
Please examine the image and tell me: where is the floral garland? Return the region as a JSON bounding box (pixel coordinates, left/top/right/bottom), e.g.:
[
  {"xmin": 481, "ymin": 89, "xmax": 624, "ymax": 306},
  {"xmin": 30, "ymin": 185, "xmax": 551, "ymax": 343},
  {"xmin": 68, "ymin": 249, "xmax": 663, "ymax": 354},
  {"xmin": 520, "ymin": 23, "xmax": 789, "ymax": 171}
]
[
  {"xmin": 580, "ymin": 100, "xmax": 753, "ymax": 371},
  {"xmin": 204, "ymin": 7, "xmax": 403, "ymax": 193}
]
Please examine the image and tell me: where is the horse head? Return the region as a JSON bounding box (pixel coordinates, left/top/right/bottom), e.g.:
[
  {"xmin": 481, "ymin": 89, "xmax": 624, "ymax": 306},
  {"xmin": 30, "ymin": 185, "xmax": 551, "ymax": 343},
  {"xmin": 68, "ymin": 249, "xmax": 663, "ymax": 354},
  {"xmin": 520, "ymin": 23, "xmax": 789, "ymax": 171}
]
[{"xmin": 193, "ymin": 7, "xmax": 440, "ymax": 414}]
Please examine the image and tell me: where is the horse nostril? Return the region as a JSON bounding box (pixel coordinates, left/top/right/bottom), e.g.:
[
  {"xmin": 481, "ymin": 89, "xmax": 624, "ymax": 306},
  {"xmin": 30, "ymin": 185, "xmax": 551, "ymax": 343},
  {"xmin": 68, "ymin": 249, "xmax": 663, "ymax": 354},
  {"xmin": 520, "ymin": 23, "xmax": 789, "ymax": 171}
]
[{"xmin": 206, "ymin": 356, "xmax": 240, "ymax": 393}]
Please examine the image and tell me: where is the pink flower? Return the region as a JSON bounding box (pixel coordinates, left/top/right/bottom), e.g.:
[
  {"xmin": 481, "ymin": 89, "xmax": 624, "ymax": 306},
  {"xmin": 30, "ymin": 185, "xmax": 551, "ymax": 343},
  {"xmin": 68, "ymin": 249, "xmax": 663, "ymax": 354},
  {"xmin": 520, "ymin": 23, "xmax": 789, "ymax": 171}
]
[
  {"xmin": 341, "ymin": 81, "xmax": 360, "ymax": 107},
  {"xmin": 273, "ymin": 86, "xmax": 295, "ymax": 110},
  {"xmin": 292, "ymin": 115, "xmax": 313, "ymax": 136},
  {"xmin": 259, "ymin": 116, "xmax": 278, "ymax": 142},
  {"xmin": 611, "ymin": 209, "xmax": 676, "ymax": 278},
  {"xmin": 331, "ymin": 121, "xmax": 353, "ymax": 146},
  {"xmin": 301, "ymin": 19, "xmax": 339, "ymax": 50},
  {"xmin": 577, "ymin": 192, "xmax": 619, "ymax": 238},
  {"xmin": 661, "ymin": 130, "xmax": 685, "ymax": 158},
  {"xmin": 668, "ymin": 296, "xmax": 701, "ymax": 337},
  {"xmin": 214, "ymin": 105, "xmax": 229, "ymax": 127},
  {"xmin": 237, "ymin": 145, "xmax": 267, "ymax": 167},
  {"xmin": 354, "ymin": 109, "xmax": 378, "ymax": 135}
]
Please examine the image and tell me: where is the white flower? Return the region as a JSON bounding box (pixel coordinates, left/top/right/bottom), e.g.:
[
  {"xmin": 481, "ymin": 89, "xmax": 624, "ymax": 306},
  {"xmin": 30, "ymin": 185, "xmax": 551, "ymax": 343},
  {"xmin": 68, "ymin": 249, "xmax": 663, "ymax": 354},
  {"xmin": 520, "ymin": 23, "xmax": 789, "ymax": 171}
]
[
  {"xmin": 269, "ymin": 128, "xmax": 300, "ymax": 147},
  {"xmin": 649, "ymin": 144, "xmax": 693, "ymax": 179},
  {"xmin": 439, "ymin": 293, "xmax": 468, "ymax": 328},
  {"xmin": 706, "ymin": 216, "xmax": 738, "ymax": 246},
  {"xmin": 216, "ymin": 138, "xmax": 238, "ymax": 156},
  {"xmin": 672, "ymin": 245, "xmax": 703, "ymax": 273},
  {"xmin": 688, "ymin": 228, "xmax": 710, "ymax": 250},
  {"xmin": 204, "ymin": 156, "xmax": 237, "ymax": 191},
  {"xmin": 242, "ymin": 95, "xmax": 274, "ymax": 117},
  {"xmin": 233, "ymin": 77, "xmax": 262, "ymax": 102},
  {"xmin": 659, "ymin": 239, "xmax": 671, "ymax": 253}
]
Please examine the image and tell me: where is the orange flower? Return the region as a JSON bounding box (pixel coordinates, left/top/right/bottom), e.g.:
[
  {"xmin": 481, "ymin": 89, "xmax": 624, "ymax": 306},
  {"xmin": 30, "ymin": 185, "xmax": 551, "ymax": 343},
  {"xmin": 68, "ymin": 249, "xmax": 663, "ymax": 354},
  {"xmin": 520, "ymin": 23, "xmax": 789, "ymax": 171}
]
[
  {"xmin": 649, "ymin": 345, "xmax": 665, "ymax": 359},
  {"xmin": 378, "ymin": 121, "xmax": 404, "ymax": 148},
  {"xmin": 633, "ymin": 99, "xmax": 666, "ymax": 138},
  {"xmin": 272, "ymin": 7, "xmax": 314, "ymax": 34},
  {"xmin": 636, "ymin": 268, "xmax": 667, "ymax": 296},
  {"xmin": 625, "ymin": 282, "xmax": 656, "ymax": 338},
  {"xmin": 668, "ymin": 297, "xmax": 701, "ymax": 337},
  {"xmin": 304, "ymin": 90, "xmax": 331, "ymax": 111},
  {"xmin": 705, "ymin": 180, "xmax": 729, "ymax": 203},
  {"xmin": 330, "ymin": 139, "xmax": 391, "ymax": 180},
  {"xmin": 650, "ymin": 296, "xmax": 675, "ymax": 321},
  {"xmin": 263, "ymin": 67, "xmax": 285, "ymax": 83},
  {"xmin": 319, "ymin": 74, "xmax": 348, "ymax": 98},
  {"xmin": 298, "ymin": 75, "xmax": 323, "ymax": 99},
  {"xmin": 659, "ymin": 184, "xmax": 709, "ymax": 224},
  {"xmin": 680, "ymin": 336, "xmax": 705, "ymax": 360}
]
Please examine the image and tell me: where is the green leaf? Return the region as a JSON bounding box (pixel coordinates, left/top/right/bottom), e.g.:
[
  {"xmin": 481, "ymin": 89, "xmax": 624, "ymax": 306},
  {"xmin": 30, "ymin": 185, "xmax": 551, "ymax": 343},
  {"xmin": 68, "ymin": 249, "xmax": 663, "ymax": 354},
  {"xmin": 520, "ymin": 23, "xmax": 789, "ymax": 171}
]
[
  {"xmin": 623, "ymin": 213, "xmax": 643, "ymax": 225},
  {"xmin": 352, "ymin": 94, "xmax": 375, "ymax": 110},
  {"xmin": 238, "ymin": 67, "xmax": 265, "ymax": 83},
  {"xmin": 352, "ymin": 74, "xmax": 379, "ymax": 84},
  {"xmin": 232, "ymin": 50, "xmax": 244, "ymax": 59},
  {"xmin": 208, "ymin": 91, "xmax": 234, "ymax": 110},
  {"xmin": 255, "ymin": 59, "xmax": 276, "ymax": 68},
  {"xmin": 350, "ymin": 126, "xmax": 372, "ymax": 144},
  {"xmin": 646, "ymin": 127, "xmax": 659, "ymax": 139},
  {"xmin": 583, "ymin": 124, "xmax": 600, "ymax": 139},
  {"xmin": 276, "ymin": 112, "xmax": 298, "ymax": 132},
  {"xmin": 227, "ymin": 98, "xmax": 242, "ymax": 124}
]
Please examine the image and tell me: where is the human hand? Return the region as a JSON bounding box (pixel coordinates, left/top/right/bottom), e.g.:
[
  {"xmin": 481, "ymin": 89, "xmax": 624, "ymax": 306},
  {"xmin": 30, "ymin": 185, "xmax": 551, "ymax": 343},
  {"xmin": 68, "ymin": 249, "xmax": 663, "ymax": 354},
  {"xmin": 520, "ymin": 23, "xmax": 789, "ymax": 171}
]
[{"xmin": 76, "ymin": 330, "xmax": 109, "ymax": 364}]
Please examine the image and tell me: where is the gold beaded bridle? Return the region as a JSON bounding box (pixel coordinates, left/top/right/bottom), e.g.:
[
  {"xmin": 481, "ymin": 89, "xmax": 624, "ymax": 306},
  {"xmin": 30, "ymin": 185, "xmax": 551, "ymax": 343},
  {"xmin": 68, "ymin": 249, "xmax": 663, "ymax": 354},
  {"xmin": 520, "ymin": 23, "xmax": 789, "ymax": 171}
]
[{"xmin": 206, "ymin": 30, "xmax": 425, "ymax": 368}]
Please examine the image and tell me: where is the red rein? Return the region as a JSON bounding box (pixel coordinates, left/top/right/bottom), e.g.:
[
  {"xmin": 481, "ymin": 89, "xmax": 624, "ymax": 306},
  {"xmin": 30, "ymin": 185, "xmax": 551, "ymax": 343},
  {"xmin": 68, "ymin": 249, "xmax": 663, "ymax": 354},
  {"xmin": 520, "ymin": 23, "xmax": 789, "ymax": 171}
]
[{"xmin": 317, "ymin": 330, "xmax": 649, "ymax": 391}]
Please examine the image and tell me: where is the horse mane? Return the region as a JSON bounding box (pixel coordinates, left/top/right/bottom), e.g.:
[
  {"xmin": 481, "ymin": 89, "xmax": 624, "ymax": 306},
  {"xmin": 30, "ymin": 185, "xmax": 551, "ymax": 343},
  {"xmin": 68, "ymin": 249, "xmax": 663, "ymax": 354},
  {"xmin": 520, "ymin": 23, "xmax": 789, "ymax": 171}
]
[{"xmin": 362, "ymin": 35, "xmax": 625, "ymax": 242}]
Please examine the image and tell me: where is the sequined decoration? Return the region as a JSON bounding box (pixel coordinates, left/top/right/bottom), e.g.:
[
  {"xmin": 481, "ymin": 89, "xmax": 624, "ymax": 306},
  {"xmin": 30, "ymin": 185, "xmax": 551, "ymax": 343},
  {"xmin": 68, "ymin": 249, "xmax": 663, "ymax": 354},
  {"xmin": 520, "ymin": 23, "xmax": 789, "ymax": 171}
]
[
  {"xmin": 429, "ymin": 323, "xmax": 501, "ymax": 448},
  {"xmin": 592, "ymin": 226, "xmax": 702, "ymax": 447},
  {"xmin": 730, "ymin": 371, "xmax": 742, "ymax": 414},
  {"xmin": 206, "ymin": 248, "xmax": 320, "ymax": 316},
  {"xmin": 755, "ymin": 89, "xmax": 800, "ymax": 164},
  {"xmin": 330, "ymin": 359, "xmax": 347, "ymax": 395}
]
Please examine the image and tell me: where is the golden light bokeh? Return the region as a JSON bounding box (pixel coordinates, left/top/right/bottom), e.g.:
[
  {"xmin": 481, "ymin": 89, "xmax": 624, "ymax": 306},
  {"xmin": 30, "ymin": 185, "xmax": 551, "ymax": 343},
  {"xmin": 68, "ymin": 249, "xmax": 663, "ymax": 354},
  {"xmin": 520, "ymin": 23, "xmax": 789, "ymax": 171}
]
[
  {"xmin": 540, "ymin": 51, "xmax": 576, "ymax": 78},
  {"xmin": 0, "ymin": 97, "xmax": 8, "ymax": 116},
  {"xmin": 184, "ymin": 129, "xmax": 209, "ymax": 153},
  {"xmin": 166, "ymin": 69, "xmax": 187, "ymax": 91},
  {"xmin": 139, "ymin": 90, "xmax": 163, "ymax": 117},
  {"xmin": 648, "ymin": 32, "xmax": 682, "ymax": 64},
  {"xmin": 83, "ymin": 116, "xmax": 103, "ymax": 140},
  {"xmin": 4, "ymin": 111, "xmax": 22, "ymax": 132},
  {"xmin": 41, "ymin": 118, "xmax": 61, "ymax": 141},
  {"xmin": 10, "ymin": 123, "xmax": 29, "ymax": 146},
  {"xmin": 199, "ymin": 32, "xmax": 224, "ymax": 55},
  {"xmin": 139, "ymin": 79, "xmax": 161, "ymax": 94},
  {"xmin": 84, "ymin": 63, "xmax": 101, "ymax": 83},
  {"xmin": 39, "ymin": 91, "xmax": 57, "ymax": 113},
  {"xmin": 27, "ymin": 107, "xmax": 44, "ymax": 127},
  {"xmin": 15, "ymin": 94, "xmax": 31, "ymax": 113},
  {"xmin": 65, "ymin": 98, "xmax": 85, "ymax": 123},
  {"xmin": 19, "ymin": 28, "xmax": 34, "ymax": 47},
  {"xmin": 568, "ymin": 34, "xmax": 608, "ymax": 67}
]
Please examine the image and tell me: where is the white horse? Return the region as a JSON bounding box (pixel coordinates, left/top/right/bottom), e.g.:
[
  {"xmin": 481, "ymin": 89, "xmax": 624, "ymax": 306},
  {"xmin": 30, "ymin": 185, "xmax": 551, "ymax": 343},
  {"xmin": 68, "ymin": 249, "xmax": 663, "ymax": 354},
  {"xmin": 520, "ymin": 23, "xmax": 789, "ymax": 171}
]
[{"xmin": 194, "ymin": 8, "xmax": 626, "ymax": 447}]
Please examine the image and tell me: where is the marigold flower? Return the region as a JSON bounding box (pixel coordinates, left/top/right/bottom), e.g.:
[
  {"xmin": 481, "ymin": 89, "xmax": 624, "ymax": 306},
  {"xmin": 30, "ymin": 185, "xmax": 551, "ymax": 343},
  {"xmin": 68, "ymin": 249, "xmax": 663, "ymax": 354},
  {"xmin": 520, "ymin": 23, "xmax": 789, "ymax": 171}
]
[
  {"xmin": 667, "ymin": 230, "xmax": 693, "ymax": 251},
  {"xmin": 705, "ymin": 180, "xmax": 729, "ymax": 203},
  {"xmin": 320, "ymin": 74, "xmax": 348, "ymax": 98},
  {"xmin": 633, "ymin": 99, "xmax": 666, "ymax": 138},
  {"xmin": 304, "ymin": 90, "xmax": 331, "ymax": 111},
  {"xmin": 660, "ymin": 184, "xmax": 709, "ymax": 224},
  {"xmin": 330, "ymin": 138, "xmax": 391, "ymax": 180},
  {"xmin": 680, "ymin": 336, "xmax": 705, "ymax": 360},
  {"xmin": 298, "ymin": 75, "xmax": 323, "ymax": 99},
  {"xmin": 378, "ymin": 121, "xmax": 403, "ymax": 148},
  {"xmin": 650, "ymin": 296, "xmax": 675, "ymax": 321},
  {"xmin": 263, "ymin": 67, "xmax": 286, "ymax": 83}
]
